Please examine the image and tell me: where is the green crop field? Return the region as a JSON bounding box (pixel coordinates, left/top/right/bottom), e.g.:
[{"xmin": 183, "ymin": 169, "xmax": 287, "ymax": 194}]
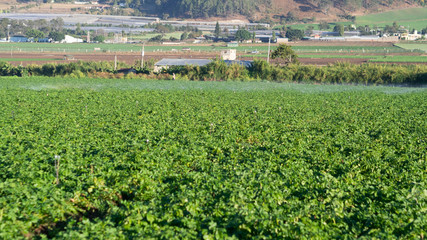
[
  {"xmin": 369, "ymin": 55, "xmax": 427, "ymax": 62},
  {"xmin": 242, "ymin": 54, "xmax": 373, "ymax": 58},
  {"xmin": 242, "ymin": 54, "xmax": 379, "ymax": 59},
  {"xmin": 298, "ymin": 54, "xmax": 376, "ymax": 59},
  {"xmin": 291, "ymin": 45, "xmax": 411, "ymax": 53},
  {"xmin": 0, "ymin": 42, "xmax": 411, "ymax": 54},
  {"xmin": 0, "ymin": 78, "xmax": 426, "ymax": 239},
  {"xmin": 0, "ymin": 77, "xmax": 427, "ymax": 239},
  {"xmin": 0, "ymin": 42, "xmax": 143, "ymax": 53},
  {"xmin": 283, "ymin": 7, "xmax": 427, "ymax": 32},
  {"xmin": 0, "ymin": 58, "xmax": 62, "ymax": 61},
  {"xmin": 396, "ymin": 43, "xmax": 427, "ymax": 51},
  {"xmin": 356, "ymin": 7, "xmax": 427, "ymax": 30},
  {"xmin": 130, "ymin": 32, "xmax": 185, "ymax": 41},
  {"xmin": 242, "ymin": 53, "xmax": 427, "ymax": 63},
  {"xmin": 0, "ymin": 42, "xmax": 224, "ymax": 53},
  {"xmin": 240, "ymin": 45, "xmax": 410, "ymax": 54},
  {"xmin": 273, "ymin": 22, "xmax": 350, "ymax": 31}
]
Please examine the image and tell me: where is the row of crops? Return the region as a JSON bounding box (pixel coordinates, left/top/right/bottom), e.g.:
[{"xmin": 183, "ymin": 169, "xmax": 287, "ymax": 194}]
[
  {"xmin": 238, "ymin": 54, "xmax": 427, "ymax": 63},
  {"xmin": 0, "ymin": 42, "xmax": 418, "ymax": 54},
  {"xmin": 0, "ymin": 78, "xmax": 426, "ymax": 239}
]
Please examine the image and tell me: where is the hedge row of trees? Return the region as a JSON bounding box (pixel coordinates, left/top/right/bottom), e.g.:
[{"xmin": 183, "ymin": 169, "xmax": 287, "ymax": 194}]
[
  {"xmin": 1, "ymin": 60, "xmax": 426, "ymax": 85},
  {"xmin": 0, "ymin": 18, "xmax": 65, "ymax": 41},
  {"xmin": 0, "ymin": 18, "xmax": 109, "ymax": 42},
  {"xmin": 0, "ymin": 61, "xmax": 130, "ymax": 77},
  {"xmin": 165, "ymin": 60, "xmax": 427, "ymax": 85}
]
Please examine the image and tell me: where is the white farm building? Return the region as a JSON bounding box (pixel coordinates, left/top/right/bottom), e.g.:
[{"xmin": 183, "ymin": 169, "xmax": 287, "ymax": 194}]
[{"xmin": 61, "ymin": 35, "xmax": 84, "ymax": 43}]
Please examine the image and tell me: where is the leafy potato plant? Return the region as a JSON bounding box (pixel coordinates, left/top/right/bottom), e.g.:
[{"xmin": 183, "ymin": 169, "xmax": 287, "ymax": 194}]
[{"xmin": 0, "ymin": 80, "xmax": 426, "ymax": 239}]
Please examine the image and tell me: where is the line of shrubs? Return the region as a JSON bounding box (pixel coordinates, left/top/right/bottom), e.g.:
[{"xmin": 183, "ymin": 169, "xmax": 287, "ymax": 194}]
[
  {"xmin": 166, "ymin": 60, "xmax": 427, "ymax": 85},
  {"xmin": 0, "ymin": 60, "xmax": 426, "ymax": 85}
]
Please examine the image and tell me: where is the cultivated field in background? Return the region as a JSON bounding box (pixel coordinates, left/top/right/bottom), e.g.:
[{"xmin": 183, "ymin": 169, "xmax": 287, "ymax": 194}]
[
  {"xmin": 0, "ymin": 42, "xmax": 425, "ymax": 66},
  {"xmin": 356, "ymin": 7, "xmax": 427, "ymax": 29}
]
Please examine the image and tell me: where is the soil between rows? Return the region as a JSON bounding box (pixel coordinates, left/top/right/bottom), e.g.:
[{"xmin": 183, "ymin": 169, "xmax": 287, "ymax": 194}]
[{"xmin": 0, "ymin": 51, "xmax": 425, "ymax": 67}]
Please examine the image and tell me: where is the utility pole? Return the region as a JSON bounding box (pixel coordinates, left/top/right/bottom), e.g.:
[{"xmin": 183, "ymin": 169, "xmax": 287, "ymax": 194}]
[
  {"xmin": 7, "ymin": 24, "xmax": 10, "ymax": 42},
  {"xmin": 267, "ymin": 37, "xmax": 271, "ymax": 64},
  {"xmin": 114, "ymin": 54, "xmax": 117, "ymax": 70},
  {"xmin": 141, "ymin": 43, "xmax": 145, "ymax": 69}
]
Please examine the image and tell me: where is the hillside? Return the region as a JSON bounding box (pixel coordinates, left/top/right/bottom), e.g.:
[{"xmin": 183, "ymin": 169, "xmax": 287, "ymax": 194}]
[
  {"xmin": 0, "ymin": 0, "xmax": 424, "ymax": 23},
  {"xmin": 270, "ymin": 0, "xmax": 424, "ymax": 22},
  {"xmin": 131, "ymin": 0, "xmax": 425, "ymax": 20}
]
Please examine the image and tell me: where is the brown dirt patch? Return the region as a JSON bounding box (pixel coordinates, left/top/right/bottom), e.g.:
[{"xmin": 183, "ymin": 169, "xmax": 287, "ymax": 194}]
[
  {"xmin": 0, "ymin": 1, "xmax": 104, "ymax": 14},
  {"xmin": 17, "ymin": 3, "xmax": 89, "ymax": 14},
  {"xmin": 0, "ymin": 52, "xmax": 221, "ymax": 67},
  {"xmin": 0, "ymin": 0, "xmax": 18, "ymax": 9},
  {"xmin": 270, "ymin": 0, "xmax": 421, "ymax": 22}
]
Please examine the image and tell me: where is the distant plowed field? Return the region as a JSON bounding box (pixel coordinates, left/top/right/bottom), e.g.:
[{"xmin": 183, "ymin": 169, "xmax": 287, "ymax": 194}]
[
  {"xmin": 0, "ymin": 42, "xmax": 425, "ymax": 66},
  {"xmin": 0, "ymin": 52, "xmax": 370, "ymax": 66}
]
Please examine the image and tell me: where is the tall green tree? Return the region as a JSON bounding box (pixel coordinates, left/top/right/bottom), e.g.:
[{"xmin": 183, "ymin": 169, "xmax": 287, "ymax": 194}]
[
  {"xmin": 48, "ymin": 31, "xmax": 65, "ymax": 42},
  {"xmin": 25, "ymin": 29, "xmax": 45, "ymax": 42},
  {"xmin": 235, "ymin": 29, "xmax": 251, "ymax": 42},
  {"xmin": 285, "ymin": 29, "xmax": 304, "ymax": 41},
  {"xmin": 75, "ymin": 23, "xmax": 84, "ymax": 35},
  {"xmin": 270, "ymin": 44, "xmax": 299, "ymax": 65},
  {"xmin": 333, "ymin": 24, "xmax": 344, "ymax": 36},
  {"xmin": 50, "ymin": 17, "xmax": 64, "ymax": 32},
  {"xmin": 180, "ymin": 32, "xmax": 188, "ymax": 40},
  {"xmin": 93, "ymin": 35, "xmax": 105, "ymax": 43},
  {"xmin": 214, "ymin": 21, "xmax": 221, "ymax": 38}
]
